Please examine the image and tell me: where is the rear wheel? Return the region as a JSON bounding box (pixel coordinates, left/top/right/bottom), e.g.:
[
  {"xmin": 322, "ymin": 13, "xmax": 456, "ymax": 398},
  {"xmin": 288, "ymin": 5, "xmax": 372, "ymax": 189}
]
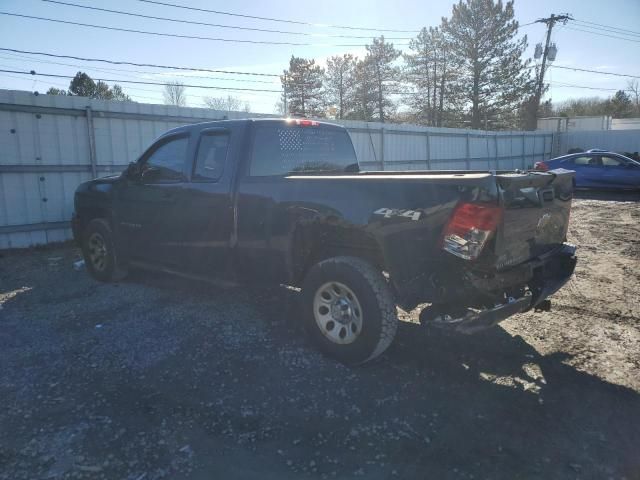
[
  {"xmin": 301, "ymin": 256, "xmax": 398, "ymax": 365},
  {"xmin": 81, "ymin": 218, "xmax": 128, "ymax": 282}
]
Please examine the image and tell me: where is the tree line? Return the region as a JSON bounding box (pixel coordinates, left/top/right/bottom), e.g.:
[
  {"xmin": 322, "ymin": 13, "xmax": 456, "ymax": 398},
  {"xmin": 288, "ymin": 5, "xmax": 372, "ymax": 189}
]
[
  {"xmin": 543, "ymin": 83, "xmax": 640, "ymax": 119},
  {"xmin": 280, "ymin": 0, "xmax": 536, "ymax": 129},
  {"xmin": 280, "ymin": 0, "xmax": 637, "ymax": 129}
]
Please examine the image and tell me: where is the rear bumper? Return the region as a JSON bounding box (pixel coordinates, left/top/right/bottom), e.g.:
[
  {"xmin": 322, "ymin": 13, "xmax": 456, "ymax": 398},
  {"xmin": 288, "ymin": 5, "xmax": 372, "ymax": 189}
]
[
  {"xmin": 421, "ymin": 243, "xmax": 577, "ymax": 333},
  {"xmin": 527, "ymin": 243, "xmax": 577, "ymax": 309}
]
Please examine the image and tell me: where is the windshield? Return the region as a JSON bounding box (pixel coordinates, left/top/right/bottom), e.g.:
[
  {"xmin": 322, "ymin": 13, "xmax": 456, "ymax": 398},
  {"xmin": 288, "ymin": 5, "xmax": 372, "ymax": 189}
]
[{"xmin": 249, "ymin": 123, "xmax": 358, "ymax": 176}]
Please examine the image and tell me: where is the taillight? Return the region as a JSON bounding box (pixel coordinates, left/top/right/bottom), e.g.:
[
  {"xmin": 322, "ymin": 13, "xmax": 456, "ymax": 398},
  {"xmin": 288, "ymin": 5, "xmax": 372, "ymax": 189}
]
[
  {"xmin": 534, "ymin": 161, "xmax": 549, "ymax": 171},
  {"xmin": 441, "ymin": 203, "xmax": 503, "ymax": 260},
  {"xmin": 291, "ymin": 119, "xmax": 318, "ymax": 127}
]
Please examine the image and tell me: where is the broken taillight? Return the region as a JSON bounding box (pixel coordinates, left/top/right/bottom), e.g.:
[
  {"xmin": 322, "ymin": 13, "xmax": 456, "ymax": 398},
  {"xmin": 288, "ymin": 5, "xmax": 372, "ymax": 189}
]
[{"xmin": 441, "ymin": 202, "xmax": 503, "ymax": 260}]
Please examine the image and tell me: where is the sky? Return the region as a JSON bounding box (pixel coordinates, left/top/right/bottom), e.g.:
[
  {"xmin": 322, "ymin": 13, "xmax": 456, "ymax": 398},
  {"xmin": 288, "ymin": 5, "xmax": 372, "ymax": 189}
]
[{"xmin": 0, "ymin": 0, "xmax": 639, "ymax": 114}]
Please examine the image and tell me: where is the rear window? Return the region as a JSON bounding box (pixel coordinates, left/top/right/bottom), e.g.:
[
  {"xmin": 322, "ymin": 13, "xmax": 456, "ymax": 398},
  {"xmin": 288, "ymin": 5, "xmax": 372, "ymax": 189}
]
[{"xmin": 249, "ymin": 124, "xmax": 357, "ymax": 176}]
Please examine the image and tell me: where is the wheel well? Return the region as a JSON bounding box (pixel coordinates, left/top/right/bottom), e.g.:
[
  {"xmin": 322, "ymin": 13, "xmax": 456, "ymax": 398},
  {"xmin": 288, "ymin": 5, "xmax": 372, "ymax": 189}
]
[
  {"xmin": 292, "ymin": 226, "xmax": 386, "ymax": 285},
  {"xmin": 77, "ymin": 207, "xmax": 111, "ymax": 232}
]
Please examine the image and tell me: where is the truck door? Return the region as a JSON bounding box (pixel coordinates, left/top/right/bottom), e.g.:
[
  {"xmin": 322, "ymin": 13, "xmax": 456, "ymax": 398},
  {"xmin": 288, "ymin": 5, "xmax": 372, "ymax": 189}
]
[
  {"xmin": 166, "ymin": 128, "xmax": 235, "ymax": 276},
  {"xmin": 116, "ymin": 133, "xmax": 190, "ymax": 264}
]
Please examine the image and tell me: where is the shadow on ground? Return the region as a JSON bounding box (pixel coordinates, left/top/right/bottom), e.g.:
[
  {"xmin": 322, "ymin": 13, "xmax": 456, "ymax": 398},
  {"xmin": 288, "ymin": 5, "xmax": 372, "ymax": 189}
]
[{"xmin": 1, "ymin": 252, "xmax": 639, "ymax": 480}]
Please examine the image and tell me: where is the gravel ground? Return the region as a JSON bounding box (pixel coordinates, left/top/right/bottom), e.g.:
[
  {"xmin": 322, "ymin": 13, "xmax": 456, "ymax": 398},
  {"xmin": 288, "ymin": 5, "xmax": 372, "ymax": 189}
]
[{"xmin": 1, "ymin": 193, "xmax": 639, "ymax": 480}]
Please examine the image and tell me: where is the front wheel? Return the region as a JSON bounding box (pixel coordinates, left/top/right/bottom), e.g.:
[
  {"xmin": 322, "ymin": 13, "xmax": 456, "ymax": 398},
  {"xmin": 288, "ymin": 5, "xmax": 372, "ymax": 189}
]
[
  {"xmin": 81, "ymin": 218, "xmax": 128, "ymax": 282},
  {"xmin": 301, "ymin": 256, "xmax": 398, "ymax": 365}
]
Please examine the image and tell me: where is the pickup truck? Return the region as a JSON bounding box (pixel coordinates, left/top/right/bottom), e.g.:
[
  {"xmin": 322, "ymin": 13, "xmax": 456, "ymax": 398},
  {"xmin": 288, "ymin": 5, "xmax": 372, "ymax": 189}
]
[{"xmin": 72, "ymin": 118, "xmax": 577, "ymax": 364}]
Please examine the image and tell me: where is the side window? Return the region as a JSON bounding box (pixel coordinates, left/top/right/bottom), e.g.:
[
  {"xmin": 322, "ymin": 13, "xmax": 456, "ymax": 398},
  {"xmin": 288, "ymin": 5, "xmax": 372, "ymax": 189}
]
[
  {"xmin": 601, "ymin": 156, "xmax": 624, "ymax": 167},
  {"xmin": 193, "ymin": 132, "xmax": 230, "ymax": 181},
  {"xmin": 573, "ymin": 156, "xmax": 598, "ymax": 166},
  {"xmin": 144, "ymin": 136, "xmax": 188, "ymax": 181}
]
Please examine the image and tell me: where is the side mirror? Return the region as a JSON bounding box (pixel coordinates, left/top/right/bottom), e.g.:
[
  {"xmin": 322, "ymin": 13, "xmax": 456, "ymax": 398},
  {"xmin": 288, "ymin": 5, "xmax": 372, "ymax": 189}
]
[
  {"xmin": 125, "ymin": 162, "xmax": 141, "ymax": 179},
  {"xmin": 140, "ymin": 165, "xmax": 162, "ymax": 182}
]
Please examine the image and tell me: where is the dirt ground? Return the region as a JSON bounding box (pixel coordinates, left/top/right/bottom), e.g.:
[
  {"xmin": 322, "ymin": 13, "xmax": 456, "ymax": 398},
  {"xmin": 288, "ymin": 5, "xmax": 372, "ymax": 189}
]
[{"xmin": 1, "ymin": 192, "xmax": 639, "ymax": 480}]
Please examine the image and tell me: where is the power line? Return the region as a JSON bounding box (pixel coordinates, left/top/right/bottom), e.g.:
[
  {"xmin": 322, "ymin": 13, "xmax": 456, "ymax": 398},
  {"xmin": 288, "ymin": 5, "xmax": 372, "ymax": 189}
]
[
  {"xmin": 572, "ymin": 21, "xmax": 640, "ymax": 38},
  {"xmin": 0, "ymin": 52, "xmax": 279, "ymax": 85},
  {"xmin": 0, "ymin": 69, "xmax": 283, "ymax": 93},
  {"xmin": 6, "ymin": 46, "xmax": 640, "ymax": 95},
  {"xmin": 0, "ymin": 11, "xmax": 408, "ymax": 47},
  {"xmin": 549, "ymin": 64, "xmax": 640, "ymax": 79},
  {"xmin": 0, "ymin": 68, "xmax": 433, "ymax": 98},
  {"xmin": 563, "ymin": 25, "xmax": 640, "ymax": 43},
  {"xmin": 137, "ymin": 0, "xmax": 420, "ymax": 34},
  {"xmin": 0, "ymin": 47, "xmax": 280, "ymax": 77},
  {"xmin": 41, "ymin": 0, "xmax": 411, "ymax": 40},
  {"xmin": 551, "ymin": 82, "xmax": 618, "ymax": 91},
  {"xmin": 573, "ymin": 18, "xmax": 640, "ymax": 37}
]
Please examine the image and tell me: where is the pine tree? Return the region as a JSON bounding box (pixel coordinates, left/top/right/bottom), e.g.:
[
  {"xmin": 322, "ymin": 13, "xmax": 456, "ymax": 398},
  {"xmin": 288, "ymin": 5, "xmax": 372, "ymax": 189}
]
[
  {"xmin": 404, "ymin": 26, "xmax": 457, "ymax": 126},
  {"xmin": 349, "ymin": 59, "xmax": 377, "ymax": 121},
  {"xmin": 442, "ymin": 0, "xmax": 533, "ymax": 129},
  {"xmin": 365, "ymin": 37, "xmax": 401, "ymax": 123},
  {"xmin": 325, "ymin": 54, "xmax": 357, "ymax": 119},
  {"xmin": 281, "ymin": 56, "xmax": 325, "ymax": 117}
]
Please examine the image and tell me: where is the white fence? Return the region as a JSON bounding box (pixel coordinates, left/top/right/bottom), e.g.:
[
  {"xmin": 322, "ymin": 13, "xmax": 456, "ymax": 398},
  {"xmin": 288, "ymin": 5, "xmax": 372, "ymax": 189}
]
[
  {"xmin": 557, "ymin": 129, "xmax": 640, "ymax": 155},
  {"xmin": 1, "ymin": 89, "xmax": 555, "ymax": 248}
]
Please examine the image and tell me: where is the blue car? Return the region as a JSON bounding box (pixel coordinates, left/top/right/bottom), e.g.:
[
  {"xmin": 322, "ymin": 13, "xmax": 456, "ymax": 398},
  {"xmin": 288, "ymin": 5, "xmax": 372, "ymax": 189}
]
[{"xmin": 535, "ymin": 151, "xmax": 640, "ymax": 190}]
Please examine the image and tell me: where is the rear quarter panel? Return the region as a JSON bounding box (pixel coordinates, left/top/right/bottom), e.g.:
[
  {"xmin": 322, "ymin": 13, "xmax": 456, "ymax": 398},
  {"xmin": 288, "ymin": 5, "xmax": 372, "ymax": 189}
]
[{"xmin": 234, "ymin": 174, "xmax": 498, "ymax": 290}]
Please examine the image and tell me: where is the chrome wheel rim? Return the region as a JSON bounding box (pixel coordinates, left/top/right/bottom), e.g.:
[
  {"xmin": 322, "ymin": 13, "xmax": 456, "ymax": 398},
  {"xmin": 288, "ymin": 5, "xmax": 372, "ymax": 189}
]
[
  {"xmin": 88, "ymin": 232, "xmax": 108, "ymax": 272},
  {"xmin": 313, "ymin": 282, "xmax": 363, "ymax": 345}
]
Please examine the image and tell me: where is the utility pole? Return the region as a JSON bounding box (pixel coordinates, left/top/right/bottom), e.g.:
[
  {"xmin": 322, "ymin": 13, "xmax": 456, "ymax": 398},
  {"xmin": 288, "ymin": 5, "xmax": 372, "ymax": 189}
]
[{"xmin": 529, "ymin": 13, "xmax": 572, "ymax": 129}]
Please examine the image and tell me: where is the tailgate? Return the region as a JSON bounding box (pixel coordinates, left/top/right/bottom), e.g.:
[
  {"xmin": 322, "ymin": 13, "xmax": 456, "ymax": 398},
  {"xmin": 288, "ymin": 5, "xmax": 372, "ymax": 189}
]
[{"xmin": 492, "ymin": 168, "xmax": 574, "ymax": 269}]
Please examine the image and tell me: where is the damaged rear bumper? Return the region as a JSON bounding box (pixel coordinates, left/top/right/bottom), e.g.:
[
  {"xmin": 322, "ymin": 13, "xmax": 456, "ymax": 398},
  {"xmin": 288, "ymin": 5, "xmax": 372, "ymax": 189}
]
[{"xmin": 427, "ymin": 243, "xmax": 577, "ymax": 334}]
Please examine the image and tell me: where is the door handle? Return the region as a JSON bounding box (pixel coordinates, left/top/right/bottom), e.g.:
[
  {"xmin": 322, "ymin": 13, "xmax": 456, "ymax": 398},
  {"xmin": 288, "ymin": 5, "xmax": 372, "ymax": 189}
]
[{"xmin": 162, "ymin": 191, "xmax": 174, "ymax": 199}]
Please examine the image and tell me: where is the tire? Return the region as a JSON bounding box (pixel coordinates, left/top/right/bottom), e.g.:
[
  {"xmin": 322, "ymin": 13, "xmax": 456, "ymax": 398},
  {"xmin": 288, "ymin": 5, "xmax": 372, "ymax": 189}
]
[
  {"xmin": 81, "ymin": 218, "xmax": 128, "ymax": 282},
  {"xmin": 301, "ymin": 256, "xmax": 398, "ymax": 365}
]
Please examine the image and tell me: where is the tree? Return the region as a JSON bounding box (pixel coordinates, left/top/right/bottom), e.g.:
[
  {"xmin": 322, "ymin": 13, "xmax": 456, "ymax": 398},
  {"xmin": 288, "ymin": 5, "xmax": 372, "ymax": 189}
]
[
  {"xmin": 281, "ymin": 56, "xmax": 325, "ymax": 117},
  {"xmin": 625, "ymin": 80, "xmax": 639, "ymax": 115},
  {"xmin": 610, "ymin": 90, "xmax": 633, "ymax": 118},
  {"xmin": 442, "ymin": 0, "xmax": 533, "ymax": 129},
  {"xmin": 110, "ymin": 84, "xmax": 131, "ymax": 101},
  {"xmin": 163, "ymin": 81, "xmax": 187, "ymax": 107},
  {"xmin": 46, "ymin": 87, "xmax": 67, "ymax": 96},
  {"xmin": 365, "ymin": 36, "xmax": 401, "ymax": 122},
  {"xmin": 349, "ymin": 59, "xmax": 377, "ymax": 121},
  {"xmin": 554, "ymin": 96, "xmax": 609, "ymax": 117},
  {"xmin": 325, "ymin": 54, "xmax": 357, "ymax": 119},
  {"xmin": 204, "ymin": 95, "xmax": 250, "ymax": 113},
  {"xmin": 49, "ymin": 72, "xmax": 131, "ymax": 100},
  {"xmin": 69, "ymin": 72, "xmax": 97, "ymax": 97},
  {"xmin": 404, "ymin": 26, "xmax": 457, "ymax": 126}
]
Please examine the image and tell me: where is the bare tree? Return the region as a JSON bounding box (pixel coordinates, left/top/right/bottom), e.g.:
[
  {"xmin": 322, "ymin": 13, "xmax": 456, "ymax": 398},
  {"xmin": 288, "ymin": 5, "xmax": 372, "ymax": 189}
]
[
  {"xmin": 204, "ymin": 95, "xmax": 242, "ymax": 111},
  {"xmin": 163, "ymin": 81, "xmax": 187, "ymax": 107}
]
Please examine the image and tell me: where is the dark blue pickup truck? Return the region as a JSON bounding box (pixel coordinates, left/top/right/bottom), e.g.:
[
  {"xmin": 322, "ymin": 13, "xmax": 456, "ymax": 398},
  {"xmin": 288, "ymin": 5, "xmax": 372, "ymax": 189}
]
[{"xmin": 72, "ymin": 119, "xmax": 577, "ymax": 364}]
